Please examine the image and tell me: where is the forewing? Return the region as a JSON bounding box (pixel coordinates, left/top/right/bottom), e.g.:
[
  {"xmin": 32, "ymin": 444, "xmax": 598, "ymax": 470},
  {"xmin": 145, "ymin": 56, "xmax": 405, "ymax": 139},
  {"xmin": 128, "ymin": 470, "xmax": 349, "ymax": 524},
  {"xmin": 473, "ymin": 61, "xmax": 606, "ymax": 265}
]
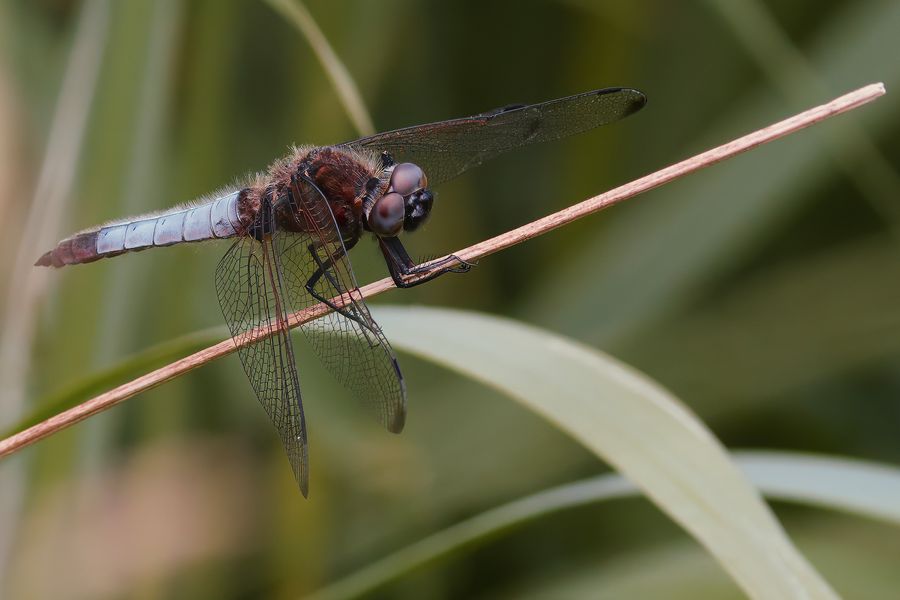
[
  {"xmin": 276, "ymin": 174, "xmax": 407, "ymax": 432},
  {"xmin": 346, "ymin": 87, "xmax": 646, "ymax": 185},
  {"xmin": 215, "ymin": 235, "xmax": 310, "ymax": 496}
]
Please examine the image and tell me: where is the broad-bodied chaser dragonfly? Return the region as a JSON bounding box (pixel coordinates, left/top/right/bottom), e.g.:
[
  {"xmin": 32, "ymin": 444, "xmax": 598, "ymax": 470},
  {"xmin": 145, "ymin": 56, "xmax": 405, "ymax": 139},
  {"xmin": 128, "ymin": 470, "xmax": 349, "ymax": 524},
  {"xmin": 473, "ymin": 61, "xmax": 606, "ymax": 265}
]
[{"xmin": 38, "ymin": 87, "xmax": 646, "ymax": 496}]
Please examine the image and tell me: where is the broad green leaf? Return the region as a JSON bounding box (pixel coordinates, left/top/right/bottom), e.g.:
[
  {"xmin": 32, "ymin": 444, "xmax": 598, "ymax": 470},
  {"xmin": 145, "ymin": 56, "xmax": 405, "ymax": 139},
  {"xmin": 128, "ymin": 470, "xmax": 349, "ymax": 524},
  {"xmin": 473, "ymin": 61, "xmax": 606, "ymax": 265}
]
[
  {"xmin": 513, "ymin": 519, "xmax": 900, "ymax": 600},
  {"xmin": 5, "ymin": 307, "xmax": 839, "ymax": 598},
  {"xmin": 736, "ymin": 451, "xmax": 900, "ymax": 525},
  {"xmin": 372, "ymin": 306, "xmax": 837, "ymax": 600},
  {"xmin": 310, "ymin": 448, "xmax": 900, "ymax": 599}
]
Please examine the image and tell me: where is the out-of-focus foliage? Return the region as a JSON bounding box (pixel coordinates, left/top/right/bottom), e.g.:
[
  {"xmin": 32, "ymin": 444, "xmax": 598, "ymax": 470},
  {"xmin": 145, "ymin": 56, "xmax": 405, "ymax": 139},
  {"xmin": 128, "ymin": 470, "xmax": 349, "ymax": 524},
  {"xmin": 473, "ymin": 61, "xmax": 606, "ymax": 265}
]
[{"xmin": 0, "ymin": 0, "xmax": 898, "ymax": 598}]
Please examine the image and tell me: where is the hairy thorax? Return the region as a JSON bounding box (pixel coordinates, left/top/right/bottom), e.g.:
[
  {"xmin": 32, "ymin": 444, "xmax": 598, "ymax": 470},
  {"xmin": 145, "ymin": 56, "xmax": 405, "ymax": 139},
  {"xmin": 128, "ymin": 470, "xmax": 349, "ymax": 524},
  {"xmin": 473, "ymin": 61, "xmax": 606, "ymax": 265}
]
[{"xmin": 238, "ymin": 146, "xmax": 386, "ymax": 242}]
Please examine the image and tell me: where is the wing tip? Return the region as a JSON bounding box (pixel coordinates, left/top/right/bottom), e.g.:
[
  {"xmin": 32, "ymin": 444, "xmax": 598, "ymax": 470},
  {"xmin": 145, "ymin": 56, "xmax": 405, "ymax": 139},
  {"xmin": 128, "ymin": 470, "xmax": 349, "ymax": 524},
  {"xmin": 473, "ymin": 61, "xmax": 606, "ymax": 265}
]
[
  {"xmin": 624, "ymin": 88, "xmax": 648, "ymax": 114},
  {"xmin": 296, "ymin": 458, "xmax": 310, "ymax": 498},
  {"xmin": 388, "ymin": 411, "xmax": 406, "ymax": 434},
  {"xmin": 388, "ymin": 357, "xmax": 408, "ymax": 434},
  {"xmin": 596, "ymin": 87, "xmax": 648, "ymax": 115}
]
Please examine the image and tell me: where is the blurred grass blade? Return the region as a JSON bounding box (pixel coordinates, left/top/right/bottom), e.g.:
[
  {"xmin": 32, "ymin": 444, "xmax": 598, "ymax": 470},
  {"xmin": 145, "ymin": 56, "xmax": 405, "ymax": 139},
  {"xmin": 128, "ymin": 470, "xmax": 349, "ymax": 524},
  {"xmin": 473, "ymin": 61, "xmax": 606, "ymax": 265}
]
[
  {"xmin": 0, "ymin": 0, "xmax": 109, "ymax": 427},
  {"xmin": 308, "ymin": 477, "xmax": 636, "ymax": 600},
  {"xmin": 0, "ymin": 0, "xmax": 110, "ymax": 588},
  {"xmin": 373, "ymin": 306, "xmax": 838, "ymax": 600},
  {"xmin": 736, "ymin": 451, "xmax": 900, "ymax": 525},
  {"xmin": 265, "ymin": 0, "xmax": 374, "ymax": 136},
  {"xmin": 527, "ymin": 0, "xmax": 900, "ymax": 345},
  {"xmin": 520, "ymin": 524, "xmax": 899, "ymax": 599},
  {"xmin": 624, "ymin": 235, "xmax": 900, "ymax": 415},
  {"xmin": 97, "ymin": 0, "xmax": 183, "ymax": 363},
  {"xmin": 0, "ymin": 326, "xmax": 226, "ymax": 442},
  {"xmin": 704, "ymin": 0, "xmax": 900, "ymax": 227},
  {"xmin": 310, "ymin": 450, "xmax": 900, "ymax": 599}
]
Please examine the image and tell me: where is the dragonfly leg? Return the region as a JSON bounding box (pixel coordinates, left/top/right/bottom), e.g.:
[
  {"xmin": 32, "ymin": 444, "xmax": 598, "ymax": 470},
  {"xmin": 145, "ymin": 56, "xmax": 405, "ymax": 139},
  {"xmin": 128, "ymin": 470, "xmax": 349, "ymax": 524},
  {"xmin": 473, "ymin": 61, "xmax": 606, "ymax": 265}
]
[
  {"xmin": 304, "ymin": 243, "xmax": 380, "ymax": 344},
  {"xmin": 306, "ymin": 244, "xmax": 345, "ymax": 294},
  {"xmin": 378, "ymin": 236, "xmax": 473, "ymax": 289}
]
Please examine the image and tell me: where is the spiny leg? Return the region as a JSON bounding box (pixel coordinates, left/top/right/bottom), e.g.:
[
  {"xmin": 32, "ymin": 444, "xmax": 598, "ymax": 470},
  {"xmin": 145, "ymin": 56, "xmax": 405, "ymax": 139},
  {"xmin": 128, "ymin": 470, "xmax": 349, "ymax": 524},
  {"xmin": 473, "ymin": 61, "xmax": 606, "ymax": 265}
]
[
  {"xmin": 304, "ymin": 243, "xmax": 381, "ymax": 345},
  {"xmin": 378, "ymin": 236, "xmax": 473, "ymax": 289}
]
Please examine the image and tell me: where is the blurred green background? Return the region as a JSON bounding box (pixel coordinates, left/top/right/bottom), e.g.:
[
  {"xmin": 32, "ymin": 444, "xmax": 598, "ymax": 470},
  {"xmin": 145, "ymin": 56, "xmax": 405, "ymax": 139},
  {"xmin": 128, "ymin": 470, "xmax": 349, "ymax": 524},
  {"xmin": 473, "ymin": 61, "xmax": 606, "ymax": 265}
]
[{"xmin": 1, "ymin": 0, "xmax": 898, "ymax": 598}]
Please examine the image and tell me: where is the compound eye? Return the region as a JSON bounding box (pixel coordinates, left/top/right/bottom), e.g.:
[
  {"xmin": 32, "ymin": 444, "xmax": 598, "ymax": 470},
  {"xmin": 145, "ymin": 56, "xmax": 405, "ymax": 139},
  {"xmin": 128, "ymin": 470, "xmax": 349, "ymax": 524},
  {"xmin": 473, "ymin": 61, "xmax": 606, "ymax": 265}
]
[
  {"xmin": 390, "ymin": 163, "xmax": 427, "ymax": 196},
  {"xmin": 368, "ymin": 192, "xmax": 405, "ymax": 236}
]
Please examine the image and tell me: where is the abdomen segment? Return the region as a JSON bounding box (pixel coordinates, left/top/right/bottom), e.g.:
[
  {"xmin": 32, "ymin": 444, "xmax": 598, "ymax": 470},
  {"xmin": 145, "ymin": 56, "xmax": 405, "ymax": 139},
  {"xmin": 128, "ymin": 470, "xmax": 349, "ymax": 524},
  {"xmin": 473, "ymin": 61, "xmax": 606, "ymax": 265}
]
[{"xmin": 36, "ymin": 191, "xmax": 243, "ymax": 267}]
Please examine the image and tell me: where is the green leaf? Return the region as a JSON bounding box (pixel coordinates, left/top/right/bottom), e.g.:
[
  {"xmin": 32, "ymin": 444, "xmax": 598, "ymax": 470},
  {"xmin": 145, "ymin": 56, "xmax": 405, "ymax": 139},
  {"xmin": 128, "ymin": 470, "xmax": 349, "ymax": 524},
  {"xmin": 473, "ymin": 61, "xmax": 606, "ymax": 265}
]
[
  {"xmin": 311, "ymin": 445, "xmax": 900, "ymax": 600},
  {"xmin": 369, "ymin": 306, "xmax": 838, "ymax": 600},
  {"xmin": 736, "ymin": 451, "xmax": 900, "ymax": 525},
  {"xmin": 17, "ymin": 307, "xmax": 895, "ymax": 599}
]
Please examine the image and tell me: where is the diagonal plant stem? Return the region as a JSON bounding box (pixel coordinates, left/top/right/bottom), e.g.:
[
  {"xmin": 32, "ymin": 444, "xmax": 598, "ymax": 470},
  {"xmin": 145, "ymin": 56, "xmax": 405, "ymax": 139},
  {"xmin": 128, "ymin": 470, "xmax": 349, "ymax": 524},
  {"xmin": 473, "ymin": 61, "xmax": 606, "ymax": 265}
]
[{"xmin": 0, "ymin": 82, "xmax": 885, "ymax": 461}]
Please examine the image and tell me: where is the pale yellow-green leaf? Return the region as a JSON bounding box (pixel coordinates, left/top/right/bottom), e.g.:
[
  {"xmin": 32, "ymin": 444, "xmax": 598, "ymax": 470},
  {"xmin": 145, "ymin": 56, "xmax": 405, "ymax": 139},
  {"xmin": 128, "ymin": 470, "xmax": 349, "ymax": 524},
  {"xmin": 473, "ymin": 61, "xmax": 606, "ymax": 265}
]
[
  {"xmin": 373, "ymin": 306, "xmax": 837, "ymax": 600},
  {"xmin": 310, "ymin": 449, "xmax": 900, "ymax": 599}
]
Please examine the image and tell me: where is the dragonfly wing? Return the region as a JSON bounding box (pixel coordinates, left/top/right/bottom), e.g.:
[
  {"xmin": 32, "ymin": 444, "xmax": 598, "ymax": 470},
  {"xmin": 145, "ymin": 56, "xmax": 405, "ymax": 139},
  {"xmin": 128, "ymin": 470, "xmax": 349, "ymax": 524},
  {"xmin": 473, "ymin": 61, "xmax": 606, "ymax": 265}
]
[
  {"xmin": 345, "ymin": 87, "xmax": 646, "ymax": 185},
  {"xmin": 215, "ymin": 234, "xmax": 310, "ymax": 496},
  {"xmin": 275, "ymin": 173, "xmax": 407, "ymax": 432}
]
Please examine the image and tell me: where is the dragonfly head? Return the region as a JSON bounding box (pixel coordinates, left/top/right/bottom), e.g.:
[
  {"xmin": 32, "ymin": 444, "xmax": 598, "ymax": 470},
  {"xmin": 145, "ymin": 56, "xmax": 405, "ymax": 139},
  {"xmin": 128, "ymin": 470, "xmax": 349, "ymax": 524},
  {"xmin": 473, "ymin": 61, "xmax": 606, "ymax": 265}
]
[{"xmin": 368, "ymin": 162, "xmax": 433, "ymax": 237}]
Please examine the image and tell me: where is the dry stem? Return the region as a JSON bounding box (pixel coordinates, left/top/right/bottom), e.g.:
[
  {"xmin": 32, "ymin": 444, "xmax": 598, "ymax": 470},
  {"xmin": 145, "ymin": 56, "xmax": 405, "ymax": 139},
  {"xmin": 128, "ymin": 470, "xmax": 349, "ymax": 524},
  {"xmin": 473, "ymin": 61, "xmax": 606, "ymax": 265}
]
[{"xmin": 0, "ymin": 82, "xmax": 886, "ymax": 460}]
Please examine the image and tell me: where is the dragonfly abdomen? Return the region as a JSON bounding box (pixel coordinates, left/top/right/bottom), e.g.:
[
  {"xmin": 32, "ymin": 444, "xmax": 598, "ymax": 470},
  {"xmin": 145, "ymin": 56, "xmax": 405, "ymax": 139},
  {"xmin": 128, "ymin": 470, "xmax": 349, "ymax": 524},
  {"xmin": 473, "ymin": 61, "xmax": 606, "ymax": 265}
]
[{"xmin": 36, "ymin": 190, "xmax": 243, "ymax": 267}]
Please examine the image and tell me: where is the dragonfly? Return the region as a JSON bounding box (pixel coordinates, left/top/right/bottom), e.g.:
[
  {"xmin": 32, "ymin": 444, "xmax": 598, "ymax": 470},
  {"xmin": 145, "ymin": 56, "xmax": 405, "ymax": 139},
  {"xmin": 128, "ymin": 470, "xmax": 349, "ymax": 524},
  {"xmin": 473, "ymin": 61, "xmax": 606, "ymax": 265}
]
[{"xmin": 37, "ymin": 87, "xmax": 646, "ymax": 496}]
